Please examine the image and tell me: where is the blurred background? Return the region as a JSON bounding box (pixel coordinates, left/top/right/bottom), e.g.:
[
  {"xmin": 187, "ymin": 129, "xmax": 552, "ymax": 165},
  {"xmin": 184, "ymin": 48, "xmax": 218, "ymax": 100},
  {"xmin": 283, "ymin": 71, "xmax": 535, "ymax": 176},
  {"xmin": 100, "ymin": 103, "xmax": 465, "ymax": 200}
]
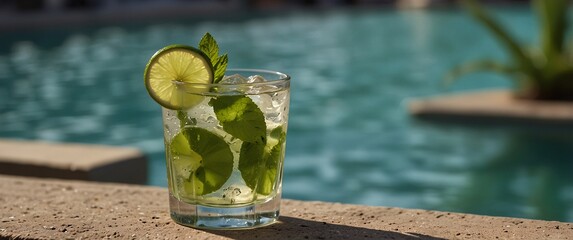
[{"xmin": 1, "ymin": 0, "xmax": 572, "ymax": 222}]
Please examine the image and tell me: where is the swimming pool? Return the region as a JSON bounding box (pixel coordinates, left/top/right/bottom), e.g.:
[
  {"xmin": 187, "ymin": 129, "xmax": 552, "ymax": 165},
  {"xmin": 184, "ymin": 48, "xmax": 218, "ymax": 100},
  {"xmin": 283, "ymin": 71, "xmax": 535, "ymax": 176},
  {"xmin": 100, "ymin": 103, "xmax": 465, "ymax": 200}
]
[{"xmin": 1, "ymin": 6, "xmax": 572, "ymax": 222}]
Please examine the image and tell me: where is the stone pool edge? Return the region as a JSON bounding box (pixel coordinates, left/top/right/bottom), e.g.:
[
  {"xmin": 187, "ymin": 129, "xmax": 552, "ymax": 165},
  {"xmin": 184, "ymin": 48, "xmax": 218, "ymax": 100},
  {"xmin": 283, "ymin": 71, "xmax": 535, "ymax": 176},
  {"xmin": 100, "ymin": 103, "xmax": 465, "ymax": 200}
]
[
  {"xmin": 408, "ymin": 89, "xmax": 573, "ymax": 127},
  {"xmin": 0, "ymin": 139, "xmax": 148, "ymax": 184},
  {"xmin": 1, "ymin": 175, "xmax": 571, "ymax": 240}
]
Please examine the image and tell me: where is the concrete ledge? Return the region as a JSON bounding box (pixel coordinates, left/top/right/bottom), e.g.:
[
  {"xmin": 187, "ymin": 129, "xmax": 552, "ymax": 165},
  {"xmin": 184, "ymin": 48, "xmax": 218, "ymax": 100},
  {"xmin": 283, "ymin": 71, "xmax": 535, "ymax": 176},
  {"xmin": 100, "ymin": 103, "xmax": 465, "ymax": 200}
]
[
  {"xmin": 1, "ymin": 175, "xmax": 571, "ymax": 239},
  {"xmin": 0, "ymin": 139, "xmax": 147, "ymax": 184},
  {"xmin": 408, "ymin": 90, "xmax": 573, "ymax": 127}
]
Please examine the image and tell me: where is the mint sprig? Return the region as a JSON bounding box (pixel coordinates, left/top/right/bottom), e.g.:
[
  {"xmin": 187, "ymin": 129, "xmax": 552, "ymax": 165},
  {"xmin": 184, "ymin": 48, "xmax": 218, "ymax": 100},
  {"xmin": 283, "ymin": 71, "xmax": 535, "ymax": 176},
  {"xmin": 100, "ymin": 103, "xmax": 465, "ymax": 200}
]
[{"xmin": 199, "ymin": 33, "xmax": 228, "ymax": 83}]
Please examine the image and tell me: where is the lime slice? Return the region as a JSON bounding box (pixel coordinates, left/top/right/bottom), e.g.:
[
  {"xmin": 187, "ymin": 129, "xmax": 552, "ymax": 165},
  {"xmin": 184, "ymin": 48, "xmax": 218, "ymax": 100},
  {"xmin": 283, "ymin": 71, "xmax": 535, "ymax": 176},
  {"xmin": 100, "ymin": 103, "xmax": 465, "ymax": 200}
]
[
  {"xmin": 144, "ymin": 44, "xmax": 214, "ymax": 110},
  {"xmin": 169, "ymin": 127, "xmax": 233, "ymax": 196},
  {"xmin": 170, "ymin": 132, "xmax": 202, "ymax": 179}
]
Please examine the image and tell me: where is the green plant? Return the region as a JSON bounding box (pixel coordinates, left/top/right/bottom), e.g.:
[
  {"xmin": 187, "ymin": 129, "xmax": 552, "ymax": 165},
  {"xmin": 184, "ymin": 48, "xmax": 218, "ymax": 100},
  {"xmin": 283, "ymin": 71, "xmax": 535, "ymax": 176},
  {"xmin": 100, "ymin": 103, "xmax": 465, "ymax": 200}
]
[{"xmin": 447, "ymin": 0, "xmax": 573, "ymax": 101}]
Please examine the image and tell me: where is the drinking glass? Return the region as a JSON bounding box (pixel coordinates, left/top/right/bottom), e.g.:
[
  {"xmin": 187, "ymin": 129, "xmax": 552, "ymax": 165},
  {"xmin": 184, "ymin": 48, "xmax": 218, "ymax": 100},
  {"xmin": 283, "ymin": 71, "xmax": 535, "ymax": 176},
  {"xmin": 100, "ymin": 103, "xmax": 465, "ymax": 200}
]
[{"xmin": 162, "ymin": 69, "xmax": 290, "ymax": 229}]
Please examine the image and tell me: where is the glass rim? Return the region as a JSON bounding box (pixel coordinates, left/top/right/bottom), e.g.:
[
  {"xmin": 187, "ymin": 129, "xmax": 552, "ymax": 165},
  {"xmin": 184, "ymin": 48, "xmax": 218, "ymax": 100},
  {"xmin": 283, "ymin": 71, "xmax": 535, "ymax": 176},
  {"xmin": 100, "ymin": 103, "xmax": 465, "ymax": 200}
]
[{"xmin": 174, "ymin": 68, "xmax": 290, "ymax": 88}]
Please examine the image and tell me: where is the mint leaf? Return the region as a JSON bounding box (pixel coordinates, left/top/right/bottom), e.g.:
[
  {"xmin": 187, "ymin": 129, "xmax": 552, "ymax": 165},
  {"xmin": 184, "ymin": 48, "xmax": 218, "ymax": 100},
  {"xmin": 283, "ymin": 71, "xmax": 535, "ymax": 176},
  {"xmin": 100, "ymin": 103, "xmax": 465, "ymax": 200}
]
[
  {"xmin": 198, "ymin": 32, "xmax": 228, "ymax": 83},
  {"xmin": 213, "ymin": 53, "xmax": 228, "ymax": 83},
  {"xmin": 239, "ymin": 127, "xmax": 286, "ymax": 195},
  {"xmin": 257, "ymin": 140, "xmax": 283, "ymax": 195},
  {"xmin": 238, "ymin": 141, "xmax": 265, "ymax": 191},
  {"xmin": 209, "ymin": 95, "xmax": 266, "ymax": 143},
  {"xmin": 199, "ymin": 32, "xmax": 219, "ymax": 64},
  {"xmin": 270, "ymin": 126, "xmax": 285, "ymax": 140}
]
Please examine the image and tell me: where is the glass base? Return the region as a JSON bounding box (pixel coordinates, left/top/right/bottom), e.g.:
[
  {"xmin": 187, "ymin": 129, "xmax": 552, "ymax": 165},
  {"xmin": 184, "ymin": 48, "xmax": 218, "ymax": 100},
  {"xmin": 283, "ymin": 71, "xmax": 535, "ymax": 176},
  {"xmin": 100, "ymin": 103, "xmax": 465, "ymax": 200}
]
[{"xmin": 169, "ymin": 193, "xmax": 281, "ymax": 230}]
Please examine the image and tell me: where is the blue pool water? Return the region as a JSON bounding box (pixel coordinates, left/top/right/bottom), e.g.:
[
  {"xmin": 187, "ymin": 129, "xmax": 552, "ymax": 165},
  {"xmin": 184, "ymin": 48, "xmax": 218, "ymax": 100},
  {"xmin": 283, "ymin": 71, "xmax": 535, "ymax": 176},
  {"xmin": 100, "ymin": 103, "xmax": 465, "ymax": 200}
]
[{"xmin": 1, "ymin": 6, "xmax": 572, "ymax": 222}]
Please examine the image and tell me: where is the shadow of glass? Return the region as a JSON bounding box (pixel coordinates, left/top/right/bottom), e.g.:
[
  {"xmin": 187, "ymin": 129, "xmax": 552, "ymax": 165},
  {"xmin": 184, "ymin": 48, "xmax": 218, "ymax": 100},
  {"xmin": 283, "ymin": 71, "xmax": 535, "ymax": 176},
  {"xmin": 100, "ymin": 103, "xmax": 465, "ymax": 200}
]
[{"xmin": 205, "ymin": 216, "xmax": 446, "ymax": 240}]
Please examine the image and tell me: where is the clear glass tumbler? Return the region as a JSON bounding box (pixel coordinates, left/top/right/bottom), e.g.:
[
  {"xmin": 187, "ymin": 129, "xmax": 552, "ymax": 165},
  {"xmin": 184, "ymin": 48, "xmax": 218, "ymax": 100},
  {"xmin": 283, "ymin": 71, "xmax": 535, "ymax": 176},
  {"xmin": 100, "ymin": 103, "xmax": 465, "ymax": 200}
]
[{"xmin": 162, "ymin": 69, "xmax": 290, "ymax": 229}]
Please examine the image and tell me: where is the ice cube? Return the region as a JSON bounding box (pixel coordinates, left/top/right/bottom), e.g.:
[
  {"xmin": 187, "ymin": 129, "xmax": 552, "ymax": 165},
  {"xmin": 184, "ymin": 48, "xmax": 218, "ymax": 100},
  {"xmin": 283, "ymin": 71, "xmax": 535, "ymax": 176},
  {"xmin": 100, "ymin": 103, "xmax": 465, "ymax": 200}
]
[
  {"xmin": 250, "ymin": 94, "xmax": 273, "ymax": 110},
  {"xmin": 250, "ymin": 91, "xmax": 289, "ymax": 124},
  {"xmin": 246, "ymin": 76, "xmax": 279, "ymax": 95},
  {"xmin": 220, "ymin": 74, "xmax": 277, "ymax": 94},
  {"xmin": 247, "ymin": 75, "xmax": 266, "ymax": 83},
  {"xmin": 220, "ymin": 74, "xmax": 249, "ymax": 84}
]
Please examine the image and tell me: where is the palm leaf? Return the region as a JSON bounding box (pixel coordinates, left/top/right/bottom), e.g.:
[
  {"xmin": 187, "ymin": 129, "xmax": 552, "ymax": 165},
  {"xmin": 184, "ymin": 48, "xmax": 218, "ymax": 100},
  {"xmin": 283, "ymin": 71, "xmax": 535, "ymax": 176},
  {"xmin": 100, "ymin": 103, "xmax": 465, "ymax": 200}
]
[
  {"xmin": 444, "ymin": 60, "xmax": 518, "ymax": 86},
  {"xmin": 461, "ymin": 0, "xmax": 540, "ymax": 80},
  {"xmin": 534, "ymin": 0, "xmax": 568, "ymax": 61}
]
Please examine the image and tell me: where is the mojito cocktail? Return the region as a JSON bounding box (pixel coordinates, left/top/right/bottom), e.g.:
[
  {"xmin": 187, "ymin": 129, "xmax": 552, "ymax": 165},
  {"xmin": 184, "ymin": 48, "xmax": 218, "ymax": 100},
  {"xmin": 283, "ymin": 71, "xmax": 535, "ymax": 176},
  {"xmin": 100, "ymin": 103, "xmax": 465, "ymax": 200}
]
[{"xmin": 144, "ymin": 34, "xmax": 290, "ymax": 229}]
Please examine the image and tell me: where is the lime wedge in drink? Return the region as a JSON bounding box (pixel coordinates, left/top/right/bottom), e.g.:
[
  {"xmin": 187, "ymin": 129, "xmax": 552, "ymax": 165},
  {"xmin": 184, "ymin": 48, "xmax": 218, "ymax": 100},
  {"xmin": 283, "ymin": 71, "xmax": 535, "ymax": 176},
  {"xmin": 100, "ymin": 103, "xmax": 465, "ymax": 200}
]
[
  {"xmin": 170, "ymin": 127, "xmax": 233, "ymax": 196},
  {"xmin": 144, "ymin": 44, "xmax": 214, "ymax": 110}
]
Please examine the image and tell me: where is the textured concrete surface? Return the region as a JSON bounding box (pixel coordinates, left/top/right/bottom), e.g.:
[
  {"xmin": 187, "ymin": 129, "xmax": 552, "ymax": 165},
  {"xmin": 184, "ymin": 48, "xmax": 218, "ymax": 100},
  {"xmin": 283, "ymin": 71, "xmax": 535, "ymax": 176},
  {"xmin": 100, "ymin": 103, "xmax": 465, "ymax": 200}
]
[
  {"xmin": 1, "ymin": 175, "xmax": 572, "ymax": 239},
  {"xmin": 0, "ymin": 139, "xmax": 147, "ymax": 184},
  {"xmin": 408, "ymin": 90, "xmax": 573, "ymax": 127}
]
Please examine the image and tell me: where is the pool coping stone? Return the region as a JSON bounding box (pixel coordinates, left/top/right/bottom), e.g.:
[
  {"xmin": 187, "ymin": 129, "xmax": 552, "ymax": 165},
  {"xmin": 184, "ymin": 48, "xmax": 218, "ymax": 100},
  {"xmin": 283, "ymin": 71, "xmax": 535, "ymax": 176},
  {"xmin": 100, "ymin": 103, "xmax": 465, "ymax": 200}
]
[
  {"xmin": 408, "ymin": 89, "xmax": 573, "ymax": 127},
  {"xmin": 1, "ymin": 175, "xmax": 571, "ymax": 239},
  {"xmin": 0, "ymin": 139, "xmax": 147, "ymax": 184}
]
